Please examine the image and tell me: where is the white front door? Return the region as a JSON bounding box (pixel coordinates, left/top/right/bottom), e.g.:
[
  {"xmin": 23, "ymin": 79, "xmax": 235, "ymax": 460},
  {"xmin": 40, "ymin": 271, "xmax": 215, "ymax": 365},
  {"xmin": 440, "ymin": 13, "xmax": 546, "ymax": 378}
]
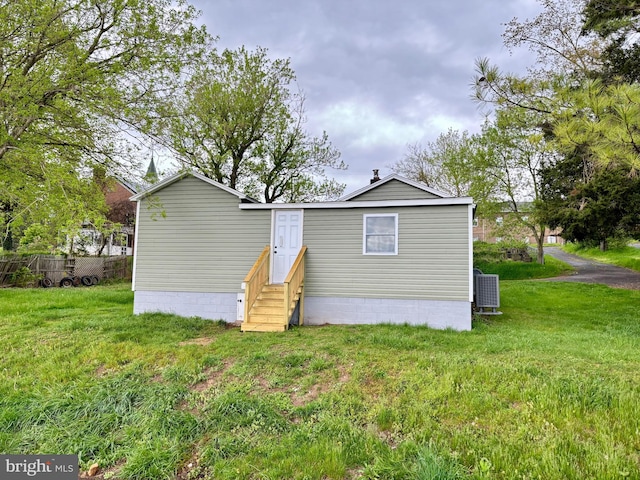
[{"xmin": 271, "ymin": 210, "xmax": 303, "ymax": 284}]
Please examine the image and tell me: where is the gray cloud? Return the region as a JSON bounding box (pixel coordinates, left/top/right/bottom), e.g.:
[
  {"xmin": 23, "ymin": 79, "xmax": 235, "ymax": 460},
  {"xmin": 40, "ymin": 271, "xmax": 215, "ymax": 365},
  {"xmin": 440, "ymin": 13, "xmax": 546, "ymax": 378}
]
[{"xmin": 191, "ymin": 0, "xmax": 542, "ymax": 191}]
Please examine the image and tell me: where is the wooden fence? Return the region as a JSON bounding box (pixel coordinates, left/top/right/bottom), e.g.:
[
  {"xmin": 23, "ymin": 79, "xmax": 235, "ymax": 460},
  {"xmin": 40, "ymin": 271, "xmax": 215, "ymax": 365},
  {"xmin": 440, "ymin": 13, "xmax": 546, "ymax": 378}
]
[{"xmin": 0, "ymin": 255, "xmax": 131, "ymax": 287}]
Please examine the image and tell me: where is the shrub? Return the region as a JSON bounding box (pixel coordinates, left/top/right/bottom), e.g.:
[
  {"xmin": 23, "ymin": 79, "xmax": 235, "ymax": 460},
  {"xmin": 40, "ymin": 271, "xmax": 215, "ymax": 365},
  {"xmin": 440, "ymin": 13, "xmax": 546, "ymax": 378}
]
[
  {"xmin": 9, "ymin": 266, "xmax": 40, "ymax": 287},
  {"xmin": 473, "ymin": 242, "xmax": 505, "ymax": 264}
]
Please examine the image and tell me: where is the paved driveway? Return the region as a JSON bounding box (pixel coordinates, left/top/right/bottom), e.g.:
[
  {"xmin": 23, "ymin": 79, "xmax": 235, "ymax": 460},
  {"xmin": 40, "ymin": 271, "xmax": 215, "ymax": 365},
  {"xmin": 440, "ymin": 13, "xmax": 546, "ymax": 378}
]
[{"xmin": 543, "ymin": 247, "xmax": 640, "ymax": 290}]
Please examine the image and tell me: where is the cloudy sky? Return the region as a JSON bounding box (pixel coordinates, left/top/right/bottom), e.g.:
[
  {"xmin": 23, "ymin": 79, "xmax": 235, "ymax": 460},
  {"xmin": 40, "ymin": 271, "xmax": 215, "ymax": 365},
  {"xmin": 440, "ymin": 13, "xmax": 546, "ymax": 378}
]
[{"xmin": 189, "ymin": 0, "xmax": 542, "ymax": 192}]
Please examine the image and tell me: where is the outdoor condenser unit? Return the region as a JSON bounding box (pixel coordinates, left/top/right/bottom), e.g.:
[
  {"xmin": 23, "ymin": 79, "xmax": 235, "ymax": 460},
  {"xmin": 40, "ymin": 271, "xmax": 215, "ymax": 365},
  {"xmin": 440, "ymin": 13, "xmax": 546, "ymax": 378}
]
[{"xmin": 474, "ymin": 274, "xmax": 501, "ymax": 315}]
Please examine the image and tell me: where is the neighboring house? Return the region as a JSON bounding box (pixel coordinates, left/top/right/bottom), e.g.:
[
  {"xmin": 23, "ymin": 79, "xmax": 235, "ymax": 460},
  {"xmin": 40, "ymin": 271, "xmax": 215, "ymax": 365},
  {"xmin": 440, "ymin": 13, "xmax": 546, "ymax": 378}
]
[
  {"xmin": 75, "ymin": 179, "xmax": 137, "ymax": 256},
  {"xmin": 131, "ymin": 172, "xmax": 475, "ymax": 331},
  {"xmin": 473, "ymin": 213, "xmax": 564, "ymax": 245}
]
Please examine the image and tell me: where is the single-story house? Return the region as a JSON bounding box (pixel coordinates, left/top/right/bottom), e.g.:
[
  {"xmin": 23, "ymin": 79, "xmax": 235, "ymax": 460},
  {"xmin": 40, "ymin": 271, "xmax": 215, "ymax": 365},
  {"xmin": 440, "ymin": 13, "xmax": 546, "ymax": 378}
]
[{"xmin": 130, "ymin": 171, "xmax": 475, "ymax": 331}]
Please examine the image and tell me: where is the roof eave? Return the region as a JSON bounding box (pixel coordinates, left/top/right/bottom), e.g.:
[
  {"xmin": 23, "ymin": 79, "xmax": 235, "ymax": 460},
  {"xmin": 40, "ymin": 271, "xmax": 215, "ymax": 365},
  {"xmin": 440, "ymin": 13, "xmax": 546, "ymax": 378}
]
[
  {"xmin": 239, "ymin": 197, "xmax": 474, "ymax": 210},
  {"xmin": 129, "ymin": 171, "xmax": 258, "ymax": 203}
]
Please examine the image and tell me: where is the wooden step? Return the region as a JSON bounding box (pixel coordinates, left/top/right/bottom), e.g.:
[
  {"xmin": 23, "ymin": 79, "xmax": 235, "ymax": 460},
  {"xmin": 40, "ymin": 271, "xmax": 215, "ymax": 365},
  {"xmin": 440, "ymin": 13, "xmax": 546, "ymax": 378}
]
[
  {"xmin": 253, "ymin": 296, "xmax": 283, "ymax": 306},
  {"xmin": 261, "ymin": 285, "xmax": 284, "ymax": 293},
  {"xmin": 246, "ymin": 313, "xmax": 287, "ymax": 324},
  {"xmin": 240, "ymin": 322, "xmax": 287, "ymax": 332},
  {"xmin": 242, "ymin": 283, "xmax": 294, "ymax": 332},
  {"xmin": 250, "ymin": 306, "xmax": 283, "ymax": 316},
  {"xmin": 258, "ymin": 290, "xmax": 284, "ymax": 300}
]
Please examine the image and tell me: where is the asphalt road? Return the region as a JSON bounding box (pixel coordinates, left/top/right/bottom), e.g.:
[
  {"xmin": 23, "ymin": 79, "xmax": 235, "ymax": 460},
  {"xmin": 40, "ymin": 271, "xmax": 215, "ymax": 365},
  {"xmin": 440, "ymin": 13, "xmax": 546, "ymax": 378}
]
[{"xmin": 543, "ymin": 247, "xmax": 640, "ymax": 290}]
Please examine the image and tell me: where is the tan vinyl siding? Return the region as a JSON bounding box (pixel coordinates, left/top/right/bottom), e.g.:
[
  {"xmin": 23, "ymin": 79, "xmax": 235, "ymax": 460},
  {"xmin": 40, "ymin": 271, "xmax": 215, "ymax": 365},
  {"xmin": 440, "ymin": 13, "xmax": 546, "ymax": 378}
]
[
  {"xmin": 135, "ymin": 176, "xmax": 270, "ymax": 292},
  {"xmin": 303, "ymin": 205, "xmax": 470, "ymax": 301},
  {"xmin": 348, "ymin": 179, "xmax": 441, "ymax": 201}
]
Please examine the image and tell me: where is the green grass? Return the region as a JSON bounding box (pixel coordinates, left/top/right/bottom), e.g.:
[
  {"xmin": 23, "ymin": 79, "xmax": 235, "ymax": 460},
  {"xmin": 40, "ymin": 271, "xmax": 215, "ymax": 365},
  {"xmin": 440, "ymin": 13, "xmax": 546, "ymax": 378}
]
[
  {"xmin": 475, "ymin": 255, "xmax": 573, "ymax": 280},
  {"xmin": 1, "ymin": 283, "xmax": 639, "ymax": 479},
  {"xmin": 564, "ymin": 243, "xmax": 640, "ymax": 272}
]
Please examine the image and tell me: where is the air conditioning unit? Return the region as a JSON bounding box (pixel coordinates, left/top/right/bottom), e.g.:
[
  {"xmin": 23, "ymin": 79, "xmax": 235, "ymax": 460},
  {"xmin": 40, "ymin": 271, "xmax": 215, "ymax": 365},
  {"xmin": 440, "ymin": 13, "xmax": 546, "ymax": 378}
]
[{"xmin": 475, "ymin": 274, "xmax": 501, "ymax": 315}]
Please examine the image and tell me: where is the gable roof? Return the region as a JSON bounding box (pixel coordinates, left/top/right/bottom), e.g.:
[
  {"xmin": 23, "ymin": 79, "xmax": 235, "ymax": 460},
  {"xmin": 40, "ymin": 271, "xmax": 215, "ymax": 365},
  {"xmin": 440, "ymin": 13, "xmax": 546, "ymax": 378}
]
[
  {"xmin": 115, "ymin": 178, "xmax": 138, "ymax": 195},
  {"xmin": 129, "ymin": 171, "xmax": 259, "ymax": 203},
  {"xmin": 129, "ymin": 170, "xmax": 471, "ymax": 208},
  {"xmin": 339, "ymin": 173, "xmax": 449, "ymax": 201}
]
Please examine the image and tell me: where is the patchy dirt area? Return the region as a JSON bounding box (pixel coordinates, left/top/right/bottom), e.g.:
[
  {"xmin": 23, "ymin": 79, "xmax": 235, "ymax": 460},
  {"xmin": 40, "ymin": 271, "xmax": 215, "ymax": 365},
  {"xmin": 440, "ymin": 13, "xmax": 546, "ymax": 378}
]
[
  {"xmin": 543, "ymin": 247, "xmax": 640, "ymax": 290},
  {"xmin": 179, "ymin": 337, "xmax": 216, "ymax": 346},
  {"xmin": 79, "ymin": 459, "xmax": 125, "ymax": 479},
  {"xmin": 190, "ymin": 359, "xmax": 234, "ymax": 393}
]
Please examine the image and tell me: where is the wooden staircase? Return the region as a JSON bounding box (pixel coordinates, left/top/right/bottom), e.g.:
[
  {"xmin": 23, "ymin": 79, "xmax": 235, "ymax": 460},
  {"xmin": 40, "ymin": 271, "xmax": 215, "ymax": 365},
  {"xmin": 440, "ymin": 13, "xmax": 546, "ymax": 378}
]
[
  {"xmin": 240, "ymin": 246, "xmax": 306, "ymax": 333},
  {"xmin": 240, "ymin": 284, "xmax": 301, "ymax": 332}
]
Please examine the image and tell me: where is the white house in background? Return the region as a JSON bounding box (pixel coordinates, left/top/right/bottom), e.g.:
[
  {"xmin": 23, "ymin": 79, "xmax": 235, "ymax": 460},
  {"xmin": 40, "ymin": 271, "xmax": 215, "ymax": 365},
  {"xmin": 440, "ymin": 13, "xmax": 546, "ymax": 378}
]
[
  {"xmin": 130, "ymin": 171, "xmax": 475, "ymax": 331},
  {"xmin": 73, "ymin": 179, "xmax": 137, "ymax": 256}
]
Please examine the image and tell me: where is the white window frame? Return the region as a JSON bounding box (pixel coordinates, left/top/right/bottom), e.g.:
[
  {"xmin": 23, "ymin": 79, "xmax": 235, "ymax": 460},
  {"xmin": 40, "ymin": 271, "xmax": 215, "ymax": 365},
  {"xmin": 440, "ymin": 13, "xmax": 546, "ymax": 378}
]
[{"xmin": 363, "ymin": 213, "xmax": 398, "ymax": 255}]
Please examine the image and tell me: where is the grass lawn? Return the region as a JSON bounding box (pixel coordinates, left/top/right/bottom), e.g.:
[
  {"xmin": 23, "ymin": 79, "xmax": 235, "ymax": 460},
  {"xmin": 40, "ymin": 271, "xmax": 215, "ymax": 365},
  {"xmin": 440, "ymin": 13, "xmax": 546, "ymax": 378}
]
[
  {"xmin": 564, "ymin": 243, "xmax": 640, "ymax": 273},
  {"xmin": 474, "ymin": 255, "xmax": 573, "ymax": 280},
  {"xmin": 1, "ymin": 283, "xmax": 639, "ymax": 479}
]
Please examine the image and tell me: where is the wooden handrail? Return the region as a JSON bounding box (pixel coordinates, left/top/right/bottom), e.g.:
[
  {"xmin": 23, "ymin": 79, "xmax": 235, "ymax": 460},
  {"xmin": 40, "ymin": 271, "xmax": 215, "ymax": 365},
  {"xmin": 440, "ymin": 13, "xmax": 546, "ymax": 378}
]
[
  {"xmin": 283, "ymin": 246, "xmax": 307, "ymax": 325},
  {"xmin": 244, "ymin": 245, "xmax": 270, "ymax": 324},
  {"xmin": 244, "ymin": 245, "xmax": 270, "ymax": 283}
]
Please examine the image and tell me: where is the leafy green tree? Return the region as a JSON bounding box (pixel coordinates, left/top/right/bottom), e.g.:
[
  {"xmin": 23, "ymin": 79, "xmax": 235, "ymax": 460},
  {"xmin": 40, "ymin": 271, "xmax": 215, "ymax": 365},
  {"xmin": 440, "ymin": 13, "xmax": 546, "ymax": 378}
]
[
  {"xmin": 393, "ymin": 129, "xmax": 475, "ymax": 195},
  {"xmin": 253, "ymin": 108, "xmax": 345, "ymax": 202},
  {"xmin": 0, "ymin": 0, "xmax": 209, "ymax": 250},
  {"xmin": 158, "ymin": 46, "xmax": 346, "ymax": 202},
  {"xmin": 480, "ymin": 108, "xmax": 555, "ymax": 264},
  {"xmin": 554, "ymin": 80, "xmax": 640, "ymax": 171},
  {"xmin": 474, "ymin": 0, "xmax": 603, "ymax": 114},
  {"xmin": 2, "ymin": 150, "xmax": 109, "ymax": 252},
  {"xmin": 393, "ymin": 116, "xmax": 551, "ymax": 263},
  {"xmin": 474, "ymin": 0, "xmax": 640, "ymax": 172},
  {"xmin": 473, "ymin": 0, "xmax": 640, "ymax": 255},
  {"xmin": 540, "ymin": 158, "xmax": 640, "ymax": 250},
  {"xmin": 583, "ymin": 0, "xmax": 640, "ymax": 83},
  {"xmin": 391, "ymin": 128, "xmax": 498, "ymax": 208}
]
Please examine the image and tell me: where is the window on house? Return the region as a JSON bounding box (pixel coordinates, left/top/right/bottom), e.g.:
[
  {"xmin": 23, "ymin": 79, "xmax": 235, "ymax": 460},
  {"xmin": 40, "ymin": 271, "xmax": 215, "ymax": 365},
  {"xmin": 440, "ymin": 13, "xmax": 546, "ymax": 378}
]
[{"xmin": 363, "ymin": 214, "xmax": 398, "ymax": 255}]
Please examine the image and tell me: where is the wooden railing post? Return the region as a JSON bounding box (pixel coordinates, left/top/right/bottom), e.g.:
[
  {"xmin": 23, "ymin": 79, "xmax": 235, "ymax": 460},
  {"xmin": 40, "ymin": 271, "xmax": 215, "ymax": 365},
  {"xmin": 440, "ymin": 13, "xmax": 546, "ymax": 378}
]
[
  {"xmin": 244, "ymin": 282, "xmax": 251, "ymax": 325},
  {"xmin": 243, "ymin": 245, "xmax": 270, "ymax": 324},
  {"xmin": 299, "ymin": 254, "xmax": 305, "ymax": 326},
  {"xmin": 283, "ymin": 284, "xmax": 290, "ymax": 328},
  {"xmin": 283, "ymin": 246, "xmax": 307, "ymax": 325}
]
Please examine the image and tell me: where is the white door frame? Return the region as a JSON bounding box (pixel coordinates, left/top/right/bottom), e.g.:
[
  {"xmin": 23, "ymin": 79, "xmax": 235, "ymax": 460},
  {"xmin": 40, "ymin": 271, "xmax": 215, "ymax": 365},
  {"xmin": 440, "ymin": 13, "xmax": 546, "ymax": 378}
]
[{"xmin": 270, "ymin": 209, "xmax": 304, "ymax": 284}]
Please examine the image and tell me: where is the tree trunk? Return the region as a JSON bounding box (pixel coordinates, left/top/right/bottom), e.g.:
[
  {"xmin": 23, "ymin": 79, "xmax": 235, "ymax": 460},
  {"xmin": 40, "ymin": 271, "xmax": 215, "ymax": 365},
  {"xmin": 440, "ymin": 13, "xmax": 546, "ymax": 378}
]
[
  {"xmin": 532, "ymin": 224, "xmax": 545, "ymax": 264},
  {"xmin": 600, "ymin": 238, "xmax": 608, "ymax": 251},
  {"xmin": 536, "ymin": 235, "xmax": 545, "ymax": 264},
  {"xmin": 97, "ymin": 234, "xmax": 109, "ymax": 256},
  {"xmin": 1, "ymin": 203, "xmax": 14, "ymax": 251},
  {"xmin": 2, "ymin": 228, "xmax": 13, "ymax": 251}
]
